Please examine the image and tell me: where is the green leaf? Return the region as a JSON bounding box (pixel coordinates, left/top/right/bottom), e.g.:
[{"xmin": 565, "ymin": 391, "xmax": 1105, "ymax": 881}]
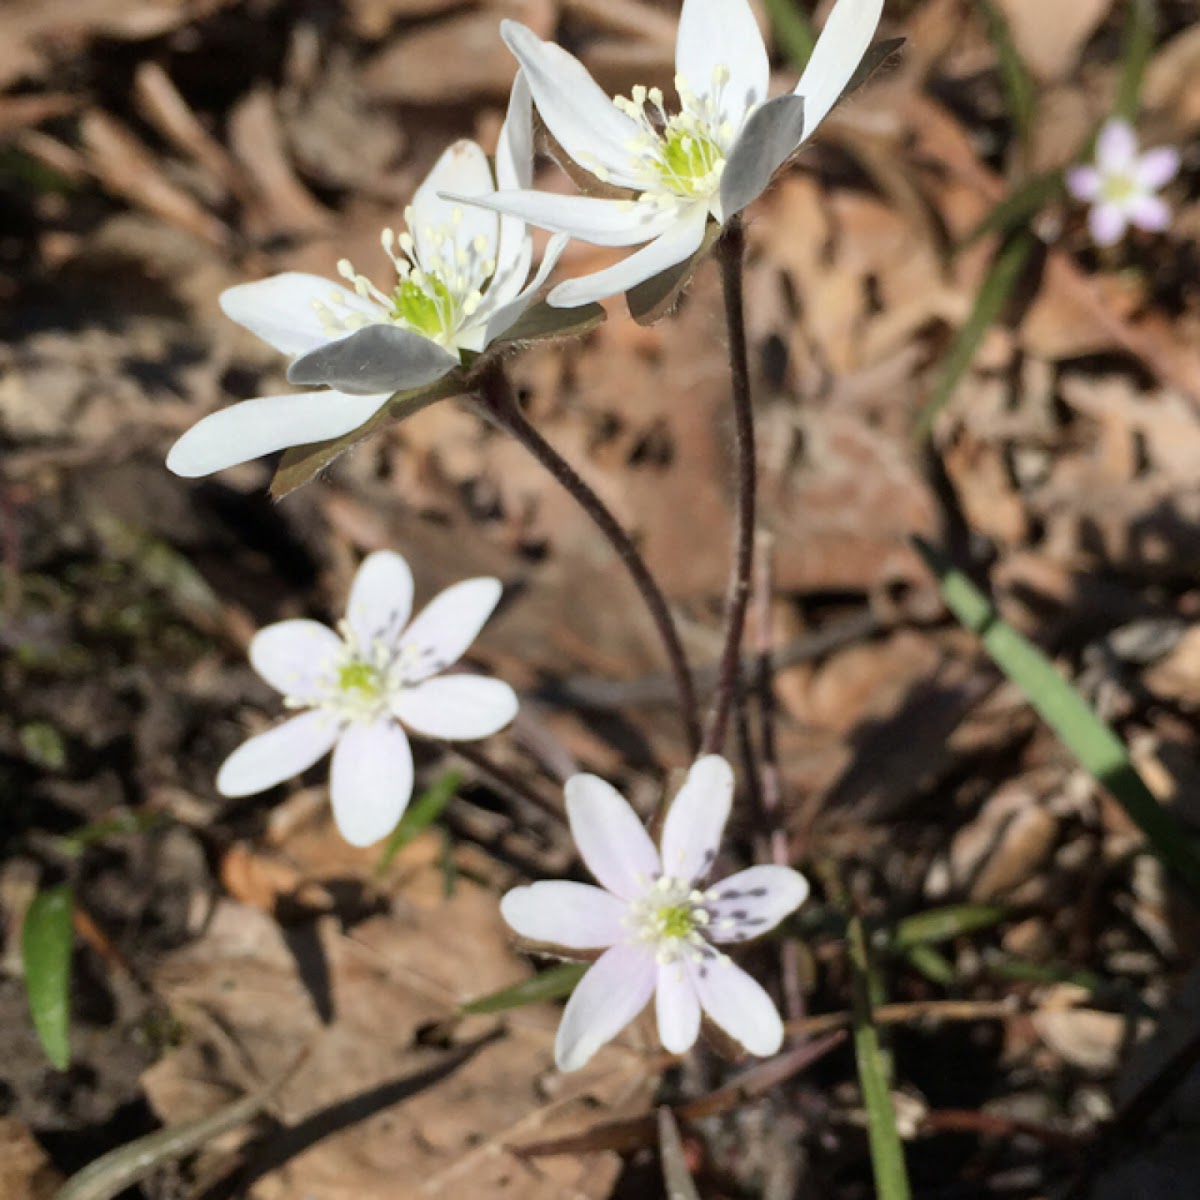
[
  {"xmin": 903, "ymin": 944, "xmax": 957, "ymax": 986},
  {"xmin": 460, "ymin": 962, "xmax": 587, "ymax": 1015},
  {"xmin": 22, "ymin": 884, "xmax": 74, "ymax": 1071},
  {"xmin": 915, "ymin": 538, "xmax": 1200, "ymax": 900},
  {"xmin": 626, "ymin": 220, "xmax": 721, "ymax": 326},
  {"xmin": 958, "ymin": 170, "xmax": 1065, "ymax": 251},
  {"xmin": 54, "ymin": 810, "xmax": 166, "ymax": 860},
  {"xmin": 914, "ymin": 231, "xmax": 1035, "ymax": 441},
  {"xmin": 270, "ymin": 371, "xmax": 466, "ymax": 498},
  {"xmin": 764, "ymin": 0, "xmax": 816, "ymax": 70},
  {"xmin": 1115, "ymin": 0, "xmax": 1156, "ymax": 122},
  {"xmin": 849, "ymin": 916, "xmax": 913, "ymax": 1200},
  {"xmin": 491, "ymin": 300, "xmax": 606, "ymax": 347},
  {"xmin": 892, "ymin": 904, "xmax": 1008, "ymax": 950},
  {"xmin": 973, "ymin": 0, "xmax": 1037, "ymax": 145},
  {"xmin": 376, "ymin": 770, "xmax": 462, "ymax": 877}
]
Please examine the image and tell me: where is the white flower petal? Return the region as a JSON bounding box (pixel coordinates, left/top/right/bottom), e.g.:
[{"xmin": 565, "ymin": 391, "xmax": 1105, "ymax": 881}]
[
  {"xmin": 1136, "ymin": 146, "xmax": 1180, "ymax": 191},
  {"xmin": 492, "ymin": 71, "xmax": 535, "ymax": 302},
  {"xmin": 548, "ymin": 208, "xmax": 709, "ymax": 308},
  {"xmin": 216, "ymin": 709, "xmax": 341, "ymax": 798},
  {"xmin": 398, "ymin": 577, "xmax": 503, "ymax": 682},
  {"xmin": 565, "ymin": 774, "xmax": 661, "ymax": 901},
  {"xmin": 1127, "ymin": 193, "xmax": 1171, "ymax": 233},
  {"xmin": 656, "ymin": 963, "xmax": 702, "ymax": 1055},
  {"xmin": 346, "ymin": 550, "xmax": 414, "ymax": 649},
  {"xmin": 676, "ymin": 0, "xmax": 769, "ymax": 129},
  {"xmin": 483, "ymin": 233, "xmax": 569, "ymax": 345},
  {"xmin": 501, "ymin": 881, "xmax": 627, "ymax": 949},
  {"xmin": 1095, "ymin": 118, "xmax": 1138, "ymax": 174},
  {"xmin": 690, "ymin": 956, "xmax": 784, "ymax": 1056},
  {"xmin": 707, "ymin": 865, "xmax": 810, "ymax": 944},
  {"xmin": 248, "ymin": 620, "xmax": 342, "ymax": 701},
  {"xmin": 659, "ymin": 755, "xmax": 734, "ymax": 883},
  {"xmin": 219, "ymin": 272, "xmax": 376, "ymax": 358},
  {"xmin": 286, "ymin": 324, "xmax": 460, "ymax": 395},
  {"xmin": 501, "ymin": 20, "xmax": 644, "ymax": 185},
  {"xmin": 448, "ymin": 189, "xmax": 676, "ymax": 248},
  {"xmin": 555, "ymin": 944, "xmax": 657, "ymax": 1071},
  {"xmin": 411, "ymin": 140, "xmax": 499, "ymax": 268},
  {"xmin": 391, "ymin": 675, "xmax": 518, "ymax": 740},
  {"xmin": 166, "ymin": 390, "xmax": 391, "ymax": 478},
  {"xmin": 720, "ymin": 93, "xmax": 808, "ymax": 220},
  {"xmin": 1089, "ymin": 201, "xmax": 1127, "ymax": 247},
  {"xmin": 329, "ymin": 719, "xmax": 413, "ymax": 846},
  {"xmin": 1065, "ymin": 164, "xmax": 1102, "ymax": 203},
  {"xmin": 793, "ymin": 0, "xmax": 884, "ymax": 141}
]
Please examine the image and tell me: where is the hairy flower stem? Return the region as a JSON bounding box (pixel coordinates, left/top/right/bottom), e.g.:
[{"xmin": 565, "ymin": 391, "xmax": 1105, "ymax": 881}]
[
  {"xmin": 473, "ymin": 362, "xmax": 701, "ymax": 756},
  {"xmin": 702, "ymin": 215, "xmax": 756, "ymax": 756}
]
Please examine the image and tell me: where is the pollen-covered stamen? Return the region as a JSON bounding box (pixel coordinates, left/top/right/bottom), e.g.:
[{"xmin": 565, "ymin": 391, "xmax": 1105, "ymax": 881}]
[
  {"xmin": 611, "ymin": 65, "xmax": 736, "ymax": 204},
  {"xmin": 623, "ymin": 875, "xmax": 728, "ymax": 966}
]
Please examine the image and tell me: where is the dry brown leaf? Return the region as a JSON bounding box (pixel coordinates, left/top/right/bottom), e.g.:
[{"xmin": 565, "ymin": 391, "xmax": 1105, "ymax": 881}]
[
  {"xmin": 0, "ymin": 1119, "xmax": 60, "ymax": 1200},
  {"xmin": 145, "ymin": 849, "xmax": 654, "ymax": 1199},
  {"xmin": 1031, "ymin": 1007, "xmax": 1133, "ymax": 1073},
  {"xmin": 992, "ymin": 0, "xmax": 1112, "ymax": 83}
]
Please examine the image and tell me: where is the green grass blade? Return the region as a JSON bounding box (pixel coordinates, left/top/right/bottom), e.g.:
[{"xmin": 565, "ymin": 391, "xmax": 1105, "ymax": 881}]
[
  {"xmin": 916, "ymin": 538, "xmax": 1200, "ymax": 899},
  {"xmin": 914, "ymin": 231, "xmax": 1035, "ymax": 441},
  {"xmin": 1115, "ymin": 0, "xmax": 1156, "ymax": 122},
  {"xmin": 973, "ymin": 0, "xmax": 1037, "ymax": 145},
  {"xmin": 958, "ymin": 170, "xmax": 1064, "ymax": 250},
  {"xmin": 22, "ymin": 884, "xmax": 74, "ymax": 1070},
  {"xmin": 764, "ymin": 0, "xmax": 815, "ymax": 69},
  {"xmin": 375, "ymin": 770, "xmax": 462, "ymax": 877},
  {"xmin": 460, "ymin": 962, "xmax": 587, "ymax": 1015},
  {"xmin": 849, "ymin": 916, "xmax": 912, "ymax": 1200},
  {"xmin": 904, "ymin": 944, "xmax": 957, "ymax": 986},
  {"xmin": 892, "ymin": 903, "xmax": 1008, "ymax": 950}
]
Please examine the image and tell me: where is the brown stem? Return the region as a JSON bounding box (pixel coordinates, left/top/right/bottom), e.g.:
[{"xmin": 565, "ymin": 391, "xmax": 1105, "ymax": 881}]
[
  {"xmin": 472, "ymin": 362, "xmax": 701, "ymax": 756},
  {"xmin": 447, "ymin": 740, "xmax": 563, "ymax": 822},
  {"xmin": 702, "ymin": 215, "xmax": 756, "ymax": 755}
]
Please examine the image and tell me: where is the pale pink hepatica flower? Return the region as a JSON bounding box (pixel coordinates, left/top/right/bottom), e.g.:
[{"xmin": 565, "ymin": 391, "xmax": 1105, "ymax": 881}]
[
  {"xmin": 1066, "ymin": 118, "xmax": 1180, "ymax": 248},
  {"xmin": 445, "ymin": 0, "xmax": 884, "ymax": 308},
  {"xmin": 217, "ymin": 550, "xmax": 517, "ymax": 846},
  {"xmin": 501, "ymin": 756, "xmax": 810, "ymax": 1071},
  {"xmin": 166, "ymin": 73, "xmax": 565, "ymax": 477}
]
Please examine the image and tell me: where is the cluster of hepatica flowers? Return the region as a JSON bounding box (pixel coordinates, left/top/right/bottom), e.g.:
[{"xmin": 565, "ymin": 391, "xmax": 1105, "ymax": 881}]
[{"xmin": 163, "ymin": 0, "xmax": 1016, "ymax": 1073}]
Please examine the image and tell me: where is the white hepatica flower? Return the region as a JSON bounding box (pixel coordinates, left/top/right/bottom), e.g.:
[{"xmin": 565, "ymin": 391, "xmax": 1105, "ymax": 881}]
[
  {"xmin": 217, "ymin": 550, "xmax": 517, "ymax": 847},
  {"xmin": 167, "ymin": 72, "xmax": 564, "ymax": 478},
  {"xmin": 1066, "ymin": 118, "xmax": 1180, "ymax": 247},
  {"xmin": 446, "ymin": 0, "xmax": 883, "ymax": 308},
  {"xmin": 501, "ymin": 756, "xmax": 810, "ymax": 1071}
]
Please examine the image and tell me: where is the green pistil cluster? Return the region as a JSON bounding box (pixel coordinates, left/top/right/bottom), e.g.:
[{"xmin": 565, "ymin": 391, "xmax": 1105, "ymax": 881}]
[
  {"xmin": 337, "ymin": 658, "xmax": 383, "ymax": 699},
  {"xmin": 658, "ymin": 126, "xmax": 725, "ymax": 198},
  {"xmin": 626, "ymin": 875, "xmax": 722, "ymax": 965},
  {"xmin": 391, "ymin": 273, "xmax": 455, "ymax": 339}
]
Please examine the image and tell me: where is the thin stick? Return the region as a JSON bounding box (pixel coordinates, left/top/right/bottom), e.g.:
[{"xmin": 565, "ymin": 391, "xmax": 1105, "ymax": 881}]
[
  {"xmin": 473, "ymin": 361, "xmax": 701, "ymax": 755},
  {"xmin": 448, "ymin": 740, "xmax": 564, "ymax": 822},
  {"xmin": 702, "ymin": 215, "xmax": 756, "ymax": 755}
]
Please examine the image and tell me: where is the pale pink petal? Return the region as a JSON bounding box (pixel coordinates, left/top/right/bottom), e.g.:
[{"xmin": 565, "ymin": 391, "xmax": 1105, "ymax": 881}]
[
  {"xmin": 216, "ymin": 710, "xmax": 340, "ymax": 798},
  {"xmin": 1127, "ymin": 193, "xmax": 1171, "ymax": 233},
  {"xmin": 501, "ymin": 881, "xmax": 627, "ymax": 949},
  {"xmin": 706, "ymin": 865, "xmax": 810, "ymax": 944},
  {"xmin": 1095, "ymin": 119, "xmax": 1138, "ymax": 174},
  {"xmin": 547, "ymin": 208, "xmax": 709, "ymax": 309},
  {"xmin": 329, "ymin": 719, "xmax": 413, "ymax": 846},
  {"xmin": 166, "ymin": 390, "xmax": 391, "ymax": 478},
  {"xmin": 248, "ymin": 620, "xmax": 341, "ymax": 701},
  {"xmin": 391, "ymin": 675, "xmax": 518, "ymax": 740},
  {"xmin": 346, "ymin": 550, "xmax": 414, "ymax": 649},
  {"xmin": 219, "ymin": 272, "xmax": 376, "ymax": 357},
  {"xmin": 1065, "ymin": 164, "xmax": 1102, "ymax": 202},
  {"xmin": 565, "ymin": 774, "xmax": 661, "ymax": 901},
  {"xmin": 1089, "ymin": 201, "xmax": 1128, "ymax": 247},
  {"xmin": 676, "ymin": 0, "xmax": 769, "ymax": 128},
  {"xmin": 398, "ymin": 578, "xmax": 503, "ymax": 682},
  {"xmin": 656, "ymin": 963, "xmax": 702, "ymax": 1054},
  {"xmin": 1135, "ymin": 146, "xmax": 1180, "ymax": 190},
  {"xmin": 690, "ymin": 956, "xmax": 784, "ymax": 1056},
  {"xmin": 555, "ymin": 944, "xmax": 657, "ymax": 1071},
  {"xmin": 659, "ymin": 755, "xmax": 734, "ymax": 883}
]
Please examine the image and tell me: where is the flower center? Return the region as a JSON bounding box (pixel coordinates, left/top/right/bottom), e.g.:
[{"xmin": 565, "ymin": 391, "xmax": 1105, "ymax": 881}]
[
  {"xmin": 609, "ymin": 69, "xmax": 735, "ymax": 205},
  {"xmin": 336, "ymin": 659, "xmax": 383, "ymax": 699},
  {"xmin": 625, "ymin": 875, "xmax": 725, "ymax": 965},
  {"xmin": 1101, "ymin": 172, "xmax": 1139, "ymax": 205},
  {"xmin": 312, "ymin": 211, "xmax": 497, "ymax": 350}
]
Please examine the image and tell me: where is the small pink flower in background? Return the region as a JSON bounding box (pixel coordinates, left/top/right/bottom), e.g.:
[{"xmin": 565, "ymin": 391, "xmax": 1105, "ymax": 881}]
[
  {"xmin": 1066, "ymin": 117, "xmax": 1180, "ymax": 247},
  {"xmin": 501, "ymin": 756, "xmax": 809, "ymax": 1071},
  {"xmin": 217, "ymin": 550, "xmax": 517, "ymax": 847}
]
